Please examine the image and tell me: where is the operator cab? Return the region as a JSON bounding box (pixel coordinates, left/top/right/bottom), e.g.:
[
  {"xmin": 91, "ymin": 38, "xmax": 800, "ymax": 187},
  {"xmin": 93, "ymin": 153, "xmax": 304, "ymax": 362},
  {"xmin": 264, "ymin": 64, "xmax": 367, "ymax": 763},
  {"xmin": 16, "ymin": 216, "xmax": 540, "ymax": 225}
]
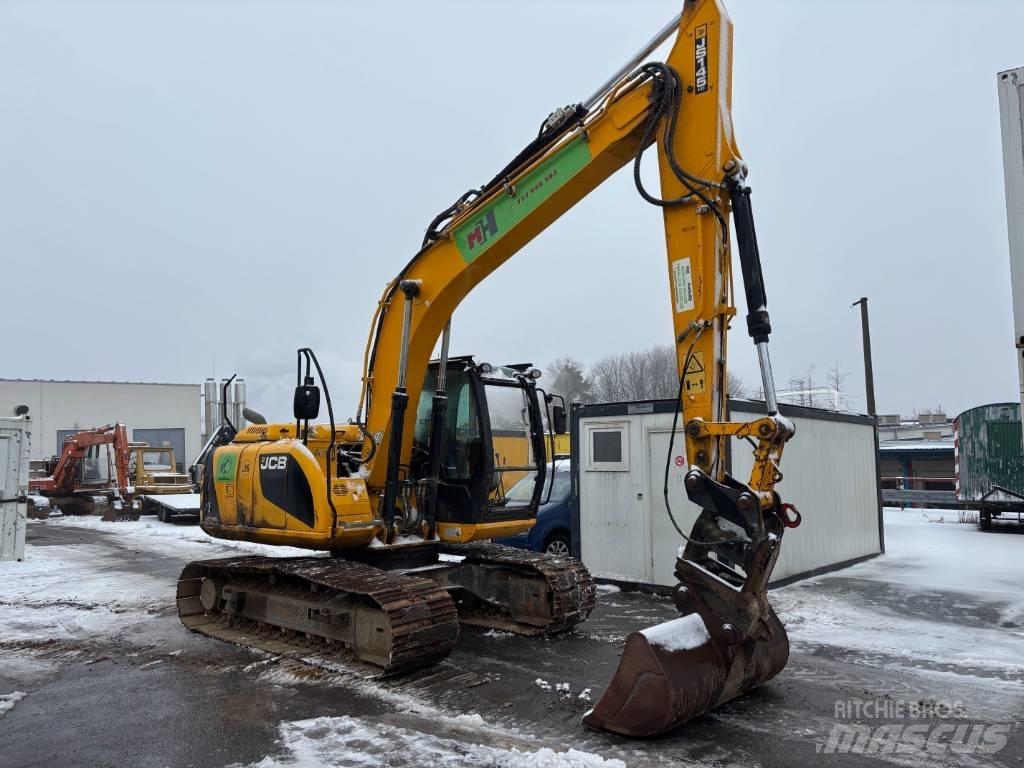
[{"xmin": 411, "ymin": 356, "xmax": 552, "ymax": 526}]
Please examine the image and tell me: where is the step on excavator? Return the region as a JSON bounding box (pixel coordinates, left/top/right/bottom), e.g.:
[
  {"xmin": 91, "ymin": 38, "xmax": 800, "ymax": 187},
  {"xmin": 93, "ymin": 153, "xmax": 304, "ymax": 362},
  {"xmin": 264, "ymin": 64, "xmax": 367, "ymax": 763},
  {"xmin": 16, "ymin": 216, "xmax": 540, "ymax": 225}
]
[{"xmin": 177, "ymin": 0, "xmax": 800, "ymax": 736}]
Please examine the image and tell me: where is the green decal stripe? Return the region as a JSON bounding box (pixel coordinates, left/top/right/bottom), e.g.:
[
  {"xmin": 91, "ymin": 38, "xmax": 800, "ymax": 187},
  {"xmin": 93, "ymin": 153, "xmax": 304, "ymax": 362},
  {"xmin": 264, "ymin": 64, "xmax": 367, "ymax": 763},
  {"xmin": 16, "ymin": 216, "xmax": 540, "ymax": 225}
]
[
  {"xmin": 454, "ymin": 138, "xmax": 593, "ymax": 263},
  {"xmin": 214, "ymin": 452, "xmax": 238, "ymax": 483}
]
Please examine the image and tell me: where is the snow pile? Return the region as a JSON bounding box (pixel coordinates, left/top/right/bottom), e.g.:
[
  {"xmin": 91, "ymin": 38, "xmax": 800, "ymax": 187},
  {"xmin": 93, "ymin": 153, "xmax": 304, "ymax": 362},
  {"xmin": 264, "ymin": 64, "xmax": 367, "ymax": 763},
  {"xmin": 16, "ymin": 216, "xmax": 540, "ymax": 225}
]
[
  {"xmin": 0, "ymin": 691, "xmax": 26, "ymax": 718},
  {"xmin": 534, "ymin": 680, "xmax": 579, "ymax": 700},
  {"xmin": 594, "ymin": 583, "xmax": 620, "ymax": 594},
  {"xmin": 482, "ymin": 629, "xmax": 514, "ymax": 639},
  {"xmin": 446, "ymin": 713, "xmax": 486, "ymax": 728},
  {"xmin": 514, "ymin": 748, "xmax": 625, "ymax": 767},
  {"xmin": 244, "ymin": 715, "xmax": 627, "ymax": 768},
  {"xmin": 639, "ymin": 613, "xmax": 709, "ymax": 652}
]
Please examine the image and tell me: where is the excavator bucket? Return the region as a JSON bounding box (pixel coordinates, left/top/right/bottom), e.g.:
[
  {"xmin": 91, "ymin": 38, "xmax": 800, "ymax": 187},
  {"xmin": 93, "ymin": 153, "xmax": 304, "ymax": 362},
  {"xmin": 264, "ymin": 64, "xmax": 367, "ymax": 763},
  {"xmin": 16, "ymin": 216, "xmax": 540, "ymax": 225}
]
[
  {"xmin": 101, "ymin": 498, "xmax": 140, "ymax": 522},
  {"xmin": 585, "ymin": 466, "xmax": 796, "ymax": 737},
  {"xmin": 583, "ymin": 589, "xmax": 789, "ymax": 737}
]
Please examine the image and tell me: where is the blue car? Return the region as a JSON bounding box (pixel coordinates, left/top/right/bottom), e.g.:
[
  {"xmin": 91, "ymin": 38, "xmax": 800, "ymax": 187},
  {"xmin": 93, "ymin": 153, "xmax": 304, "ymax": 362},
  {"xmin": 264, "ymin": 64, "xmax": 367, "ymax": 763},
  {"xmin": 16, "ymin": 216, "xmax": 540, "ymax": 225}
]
[{"xmin": 495, "ymin": 461, "xmax": 573, "ymax": 556}]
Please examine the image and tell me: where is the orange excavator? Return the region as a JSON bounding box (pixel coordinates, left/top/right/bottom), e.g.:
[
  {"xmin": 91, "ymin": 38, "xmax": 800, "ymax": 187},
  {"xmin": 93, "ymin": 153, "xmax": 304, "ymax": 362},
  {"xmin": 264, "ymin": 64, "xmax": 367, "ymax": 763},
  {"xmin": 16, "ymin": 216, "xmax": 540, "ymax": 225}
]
[
  {"xmin": 29, "ymin": 424, "xmax": 134, "ymax": 519},
  {"xmin": 178, "ymin": 0, "xmax": 799, "ymax": 736}
]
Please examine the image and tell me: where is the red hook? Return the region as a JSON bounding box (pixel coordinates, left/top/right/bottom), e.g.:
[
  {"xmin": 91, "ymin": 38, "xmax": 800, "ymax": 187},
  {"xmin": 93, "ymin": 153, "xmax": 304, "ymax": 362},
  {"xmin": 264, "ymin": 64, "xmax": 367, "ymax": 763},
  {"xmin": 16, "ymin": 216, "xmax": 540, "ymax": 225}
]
[{"xmin": 781, "ymin": 503, "xmax": 802, "ymax": 529}]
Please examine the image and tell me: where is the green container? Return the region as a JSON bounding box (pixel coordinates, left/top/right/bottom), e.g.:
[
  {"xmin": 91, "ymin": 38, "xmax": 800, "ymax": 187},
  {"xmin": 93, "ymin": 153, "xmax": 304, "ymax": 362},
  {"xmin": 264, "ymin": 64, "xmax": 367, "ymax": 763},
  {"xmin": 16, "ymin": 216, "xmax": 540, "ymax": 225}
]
[{"xmin": 954, "ymin": 402, "xmax": 1024, "ymax": 502}]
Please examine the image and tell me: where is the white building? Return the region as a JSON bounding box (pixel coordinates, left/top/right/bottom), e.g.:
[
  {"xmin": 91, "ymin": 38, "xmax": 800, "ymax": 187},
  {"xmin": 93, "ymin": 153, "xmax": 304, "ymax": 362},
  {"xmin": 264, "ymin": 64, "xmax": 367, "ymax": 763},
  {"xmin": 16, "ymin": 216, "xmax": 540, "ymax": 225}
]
[
  {"xmin": 0, "ymin": 379, "xmax": 201, "ymax": 472},
  {"xmin": 572, "ymin": 398, "xmax": 882, "ymax": 587}
]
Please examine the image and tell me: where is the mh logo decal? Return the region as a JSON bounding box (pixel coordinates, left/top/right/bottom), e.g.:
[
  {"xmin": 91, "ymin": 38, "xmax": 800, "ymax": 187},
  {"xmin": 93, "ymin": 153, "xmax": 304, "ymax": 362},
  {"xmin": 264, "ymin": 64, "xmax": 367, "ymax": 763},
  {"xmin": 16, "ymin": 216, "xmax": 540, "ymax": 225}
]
[{"xmin": 465, "ymin": 210, "xmax": 499, "ymax": 252}]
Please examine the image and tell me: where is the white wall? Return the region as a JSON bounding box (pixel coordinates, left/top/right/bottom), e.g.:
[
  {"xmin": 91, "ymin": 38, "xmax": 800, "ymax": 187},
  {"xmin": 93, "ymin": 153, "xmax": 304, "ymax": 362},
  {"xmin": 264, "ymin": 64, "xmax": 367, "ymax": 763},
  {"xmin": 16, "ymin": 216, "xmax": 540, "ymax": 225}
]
[
  {"xmin": 0, "ymin": 380, "xmax": 201, "ymax": 465},
  {"xmin": 578, "ymin": 402, "xmax": 881, "ymax": 586}
]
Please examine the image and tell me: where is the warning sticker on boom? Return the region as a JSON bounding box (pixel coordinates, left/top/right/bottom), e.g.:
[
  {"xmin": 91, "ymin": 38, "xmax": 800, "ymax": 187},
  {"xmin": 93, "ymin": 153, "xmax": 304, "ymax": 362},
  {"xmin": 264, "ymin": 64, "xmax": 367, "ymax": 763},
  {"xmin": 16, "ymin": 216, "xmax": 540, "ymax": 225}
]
[
  {"xmin": 684, "ymin": 351, "xmax": 706, "ymax": 395},
  {"xmin": 673, "ymin": 258, "xmax": 695, "ymax": 313}
]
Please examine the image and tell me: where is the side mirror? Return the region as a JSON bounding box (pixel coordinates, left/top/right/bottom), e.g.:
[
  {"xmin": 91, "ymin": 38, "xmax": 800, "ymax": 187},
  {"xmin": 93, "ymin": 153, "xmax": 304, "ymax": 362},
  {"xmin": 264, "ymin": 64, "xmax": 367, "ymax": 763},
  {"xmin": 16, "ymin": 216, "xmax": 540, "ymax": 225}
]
[
  {"xmin": 242, "ymin": 407, "xmax": 267, "ymax": 425},
  {"xmin": 552, "ymin": 404, "xmax": 567, "ymax": 435},
  {"xmin": 293, "ymin": 380, "xmax": 320, "ymax": 420}
]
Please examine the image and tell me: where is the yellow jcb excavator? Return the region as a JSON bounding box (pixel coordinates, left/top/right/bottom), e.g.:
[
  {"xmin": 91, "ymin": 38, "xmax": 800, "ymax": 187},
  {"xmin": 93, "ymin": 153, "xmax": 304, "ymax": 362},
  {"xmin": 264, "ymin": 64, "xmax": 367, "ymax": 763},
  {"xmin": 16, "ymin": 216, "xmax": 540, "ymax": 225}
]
[{"xmin": 177, "ymin": 0, "xmax": 799, "ymax": 736}]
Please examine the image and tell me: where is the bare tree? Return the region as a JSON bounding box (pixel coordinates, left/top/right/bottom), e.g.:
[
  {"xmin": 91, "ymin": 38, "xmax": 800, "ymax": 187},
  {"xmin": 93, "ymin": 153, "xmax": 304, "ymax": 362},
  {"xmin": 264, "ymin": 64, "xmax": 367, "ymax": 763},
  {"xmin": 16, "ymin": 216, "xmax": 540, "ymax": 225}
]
[
  {"xmin": 590, "ymin": 344, "xmax": 680, "ymax": 402},
  {"xmin": 827, "ymin": 360, "xmax": 852, "ymax": 410},
  {"xmin": 590, "ymin": 351, "xmax": 629, "ymax": 402},
  {"xmin": 786, "ymin": 363, "xmax": 819, "ymax": 407},
  {"xmin": 727, "ymin": 372, "xmax": 748, "ymax": 399},
  {"xmin": 647, "ymin": 345, "xmax": 680, "ymax": 399}
]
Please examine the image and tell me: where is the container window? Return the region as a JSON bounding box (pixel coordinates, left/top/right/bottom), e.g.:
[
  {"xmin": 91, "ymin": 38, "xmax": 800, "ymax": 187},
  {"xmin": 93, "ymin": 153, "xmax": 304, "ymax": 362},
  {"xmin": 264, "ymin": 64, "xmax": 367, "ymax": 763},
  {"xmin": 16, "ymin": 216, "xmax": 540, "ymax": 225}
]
[
  {"xmin": 585, "ymin": 423, "xmax": 628, "ymax": 471},
  {"xmin": 593, "ymin": 431, "xmax": 622, "ymax": 463}
]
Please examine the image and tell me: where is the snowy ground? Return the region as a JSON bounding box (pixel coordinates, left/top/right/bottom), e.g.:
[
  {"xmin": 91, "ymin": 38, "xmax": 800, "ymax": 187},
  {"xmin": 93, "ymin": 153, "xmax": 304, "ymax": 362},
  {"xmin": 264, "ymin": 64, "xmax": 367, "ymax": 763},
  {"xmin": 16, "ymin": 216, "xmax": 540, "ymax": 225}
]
[
  {"xmin": 1, "ymin": 510, "xmax": 1022, "ymax": 767},
  {"xmin": 775, "ymin": 509, "xmax": 1024, "ymax": 682}
]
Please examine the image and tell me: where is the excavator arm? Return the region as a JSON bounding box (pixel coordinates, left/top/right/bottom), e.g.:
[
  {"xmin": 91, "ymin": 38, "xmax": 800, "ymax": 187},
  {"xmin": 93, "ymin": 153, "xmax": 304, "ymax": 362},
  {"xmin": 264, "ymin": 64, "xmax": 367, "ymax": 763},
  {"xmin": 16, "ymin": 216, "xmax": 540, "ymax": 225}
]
[{"xmin": 360, "ymin": 0, "xmax": 789, "ymax": 535}]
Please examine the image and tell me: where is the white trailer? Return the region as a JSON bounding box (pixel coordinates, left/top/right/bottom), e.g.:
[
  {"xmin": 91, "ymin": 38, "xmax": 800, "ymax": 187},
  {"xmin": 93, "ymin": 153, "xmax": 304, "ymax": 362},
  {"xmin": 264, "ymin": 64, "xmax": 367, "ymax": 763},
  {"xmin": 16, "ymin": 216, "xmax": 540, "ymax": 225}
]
[
  {"xmin": 572, "ymin": 399, "xmax": 882, "ymax": 587},
  {"xmin": 998, "ymin": 67, "xmax": 1024, "ymax": 431},
  {"xmin": 1, "ymin": 415, "xmax": 32, "ymax": 562}
]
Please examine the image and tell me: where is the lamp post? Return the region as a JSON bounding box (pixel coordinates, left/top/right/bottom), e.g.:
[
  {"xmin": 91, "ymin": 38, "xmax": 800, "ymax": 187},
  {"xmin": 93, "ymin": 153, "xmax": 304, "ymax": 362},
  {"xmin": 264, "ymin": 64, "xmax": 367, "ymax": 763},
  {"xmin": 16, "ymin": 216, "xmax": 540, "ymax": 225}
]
[{"xmin": 851, "ymin": 297, "xmax": 876, "ymax": 417}]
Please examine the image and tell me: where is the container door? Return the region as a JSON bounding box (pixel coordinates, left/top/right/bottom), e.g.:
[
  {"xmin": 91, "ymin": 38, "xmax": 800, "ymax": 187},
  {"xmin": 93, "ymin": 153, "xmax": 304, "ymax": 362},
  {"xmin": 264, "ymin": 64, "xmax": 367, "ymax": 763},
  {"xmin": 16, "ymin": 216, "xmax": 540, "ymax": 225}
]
[{"xmin": 579, "ymin": 420, "xmax": 650, "ymax": 583}]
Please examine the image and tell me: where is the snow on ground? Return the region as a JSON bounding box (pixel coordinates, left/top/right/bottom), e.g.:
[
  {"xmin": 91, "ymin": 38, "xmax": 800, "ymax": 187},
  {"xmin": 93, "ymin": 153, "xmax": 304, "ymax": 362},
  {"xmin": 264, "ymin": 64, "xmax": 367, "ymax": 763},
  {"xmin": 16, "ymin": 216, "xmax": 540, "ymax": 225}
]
[
  {"xmin": 32, "ymin": 515, "xmax": 319, "ymax": 560},
  {"xmin": 773, "ymin": 508, "xmax": 1024, "ymax": 680},
  {"xmin": 0, "ymin": 691, "xmax": 26, "ymax": 718},
  {"xmin": 0, "ymin": 538, "xmax": 170, "ymax": 645},
  {"xmin": 0, "ymin": 516, "xmax": 323, "ymax": 650},
  {"xmin": 242, "ymin": 715, "xmax": 626, "ymax": 768}
]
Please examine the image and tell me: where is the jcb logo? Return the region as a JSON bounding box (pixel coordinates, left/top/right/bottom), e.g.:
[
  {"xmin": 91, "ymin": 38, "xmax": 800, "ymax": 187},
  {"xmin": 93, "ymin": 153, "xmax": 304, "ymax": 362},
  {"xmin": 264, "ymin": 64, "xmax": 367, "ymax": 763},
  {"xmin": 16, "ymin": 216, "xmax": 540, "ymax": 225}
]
[{"xmin": 260, "ymin": 455, "xmax": 287, "ymax": 471}]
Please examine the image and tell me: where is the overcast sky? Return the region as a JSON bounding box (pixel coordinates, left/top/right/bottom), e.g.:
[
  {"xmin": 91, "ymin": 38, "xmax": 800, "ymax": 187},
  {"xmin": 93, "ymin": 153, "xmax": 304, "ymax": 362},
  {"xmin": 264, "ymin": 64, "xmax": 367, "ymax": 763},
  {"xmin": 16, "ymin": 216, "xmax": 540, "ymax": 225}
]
[{"xmin": 3, "ymin": 0, "xmax": 1023, "ymax": 421}]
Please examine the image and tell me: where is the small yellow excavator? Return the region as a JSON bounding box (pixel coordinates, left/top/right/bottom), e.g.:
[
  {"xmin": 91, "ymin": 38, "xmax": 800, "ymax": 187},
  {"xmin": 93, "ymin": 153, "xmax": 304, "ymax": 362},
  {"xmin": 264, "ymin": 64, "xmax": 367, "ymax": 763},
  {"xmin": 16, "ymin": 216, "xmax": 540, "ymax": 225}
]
[{"xmin": 177, "ymin": 0, "xmax": 799, "ymax": 736}]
